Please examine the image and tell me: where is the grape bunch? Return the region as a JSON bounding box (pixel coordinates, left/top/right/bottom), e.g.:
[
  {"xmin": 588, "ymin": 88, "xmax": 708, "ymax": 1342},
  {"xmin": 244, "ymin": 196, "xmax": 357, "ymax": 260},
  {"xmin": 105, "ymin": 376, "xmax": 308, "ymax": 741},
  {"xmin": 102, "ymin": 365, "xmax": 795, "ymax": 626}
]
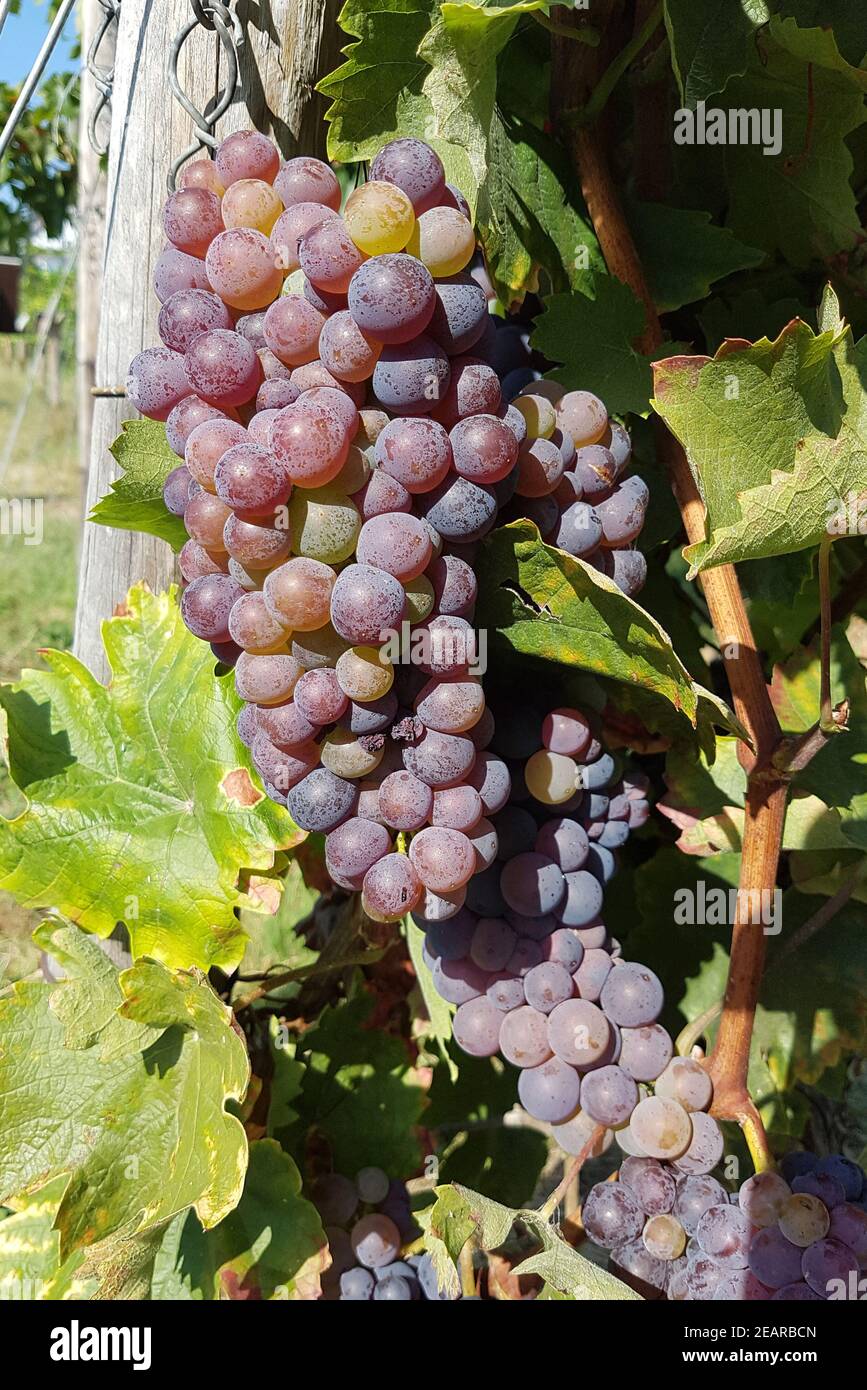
[
  {"xmin": 133, "ymin": 128, "xmax": 646, "ymax": 925},
  {"xmin": 581, "ymin": 1150, "xmax": 867, "ymax": 1301},
  {"xmin": 415, "ymin": 704, "xmax": 680, "ymax": 1151},
  {"xmin": 311, "ymin": 1167, "xmax": 462, "ymax": 1300}
]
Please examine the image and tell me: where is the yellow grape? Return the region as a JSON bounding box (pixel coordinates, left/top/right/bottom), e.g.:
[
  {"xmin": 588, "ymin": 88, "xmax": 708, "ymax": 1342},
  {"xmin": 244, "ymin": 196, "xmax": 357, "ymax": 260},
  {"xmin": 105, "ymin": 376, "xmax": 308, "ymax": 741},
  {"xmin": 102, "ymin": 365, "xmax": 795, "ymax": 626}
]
[
  {"xmin": 344, "ymin": 180, "xmax": 415, "ymax": 255},
  {"xmin": 321, "ymin": 727, "xmax": 385, "ymax": 778},
  {"xmin": 513, "ymin": 393, "xmax": 556, "ymax": 441},
  {"xmin": 525, "ymin": 749, "xmax": 578, "ymax": 805},
  {"xmin": 336, "ymin": 645, "xmax": 394, "ymax": 701},
  {"xmin": 407, "ymin": 206, "xmax": 475, "ymax": 277},
  {"xmin": 221, "ymin": 179, "xmax": 284, "ymax": 234}
]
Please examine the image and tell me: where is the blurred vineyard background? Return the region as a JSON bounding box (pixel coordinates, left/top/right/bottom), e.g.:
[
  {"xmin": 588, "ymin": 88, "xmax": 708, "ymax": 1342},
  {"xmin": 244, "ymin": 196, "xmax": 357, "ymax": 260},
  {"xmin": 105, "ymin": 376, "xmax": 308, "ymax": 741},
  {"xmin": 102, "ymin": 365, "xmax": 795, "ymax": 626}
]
[{"xmin": 0, "ymin": 3, "xmax": 80, "ymax": 972}]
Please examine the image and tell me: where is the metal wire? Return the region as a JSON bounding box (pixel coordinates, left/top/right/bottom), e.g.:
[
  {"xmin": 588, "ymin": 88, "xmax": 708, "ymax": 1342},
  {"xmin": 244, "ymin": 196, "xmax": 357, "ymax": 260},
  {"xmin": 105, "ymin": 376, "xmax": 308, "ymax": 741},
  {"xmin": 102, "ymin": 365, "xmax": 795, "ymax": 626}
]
[
  {"xmin": 85, "ymin": 0, "xmax": 121, "ymax": 156},
  {"xmin": 0, "ymin": 0, "xmax": 78, "ymax": 162},
  {"xmin": 167, "ymin": 0, "xmax": 245, "ymax": 190}
]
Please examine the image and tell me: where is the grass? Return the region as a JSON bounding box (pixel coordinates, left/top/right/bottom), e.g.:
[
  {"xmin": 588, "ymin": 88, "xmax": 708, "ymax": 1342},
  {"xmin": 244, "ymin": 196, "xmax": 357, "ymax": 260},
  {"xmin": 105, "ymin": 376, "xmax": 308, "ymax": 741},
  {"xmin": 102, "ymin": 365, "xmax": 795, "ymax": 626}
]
[{"xmin": 0, "ymin": 351, "xmax": 81, "ymax": 978}]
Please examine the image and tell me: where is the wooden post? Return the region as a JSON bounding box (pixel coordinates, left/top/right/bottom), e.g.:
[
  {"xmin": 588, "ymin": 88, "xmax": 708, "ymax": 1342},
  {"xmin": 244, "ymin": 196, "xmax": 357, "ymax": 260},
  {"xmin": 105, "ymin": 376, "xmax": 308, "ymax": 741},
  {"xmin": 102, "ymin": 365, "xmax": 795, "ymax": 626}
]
[
  {"xmin": 75, "ymin": 0, "xmax": 111, "ymax": 494},
  {"xmin": 73, "ymin": 0, "xmax": 343, "ymax": 679}
]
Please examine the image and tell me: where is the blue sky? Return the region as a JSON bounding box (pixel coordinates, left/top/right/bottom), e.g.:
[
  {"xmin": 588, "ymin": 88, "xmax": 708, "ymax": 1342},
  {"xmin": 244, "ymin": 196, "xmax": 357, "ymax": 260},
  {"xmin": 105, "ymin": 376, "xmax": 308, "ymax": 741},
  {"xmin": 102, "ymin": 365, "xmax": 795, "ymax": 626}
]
[{"xmin": 0, "ymin": 1, "xmax": 79, "ymax": 87}]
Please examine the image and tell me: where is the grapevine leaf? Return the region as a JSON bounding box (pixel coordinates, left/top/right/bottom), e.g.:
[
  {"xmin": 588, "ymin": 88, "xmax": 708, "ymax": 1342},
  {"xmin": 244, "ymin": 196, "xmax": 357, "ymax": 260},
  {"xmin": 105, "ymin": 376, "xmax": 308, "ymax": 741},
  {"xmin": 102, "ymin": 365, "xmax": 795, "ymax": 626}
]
[
  {"xmin": 150, "ymin": 1141, "xmax": 328, "ymax": 1300},
  {"xmin": 478, "ymin": 110, "xmax": 604, "ymax": 303},
  {"xmin": 477, "ymin": 521, "xmax": 730, "ymax": 733},
  {"xmin": 698, "ymin": 289, "xmax": 814, "ymax": 356},
  {"xmin": 652, "ymin": 289, "xmax": 867, "ymax": 574},
  {"xmin": 405, "ymin": 915, "xmax": 459, "ymax": 1080},
  {"xmin": 280, "ymin": 994, "xmax": 425, "ymax": 1177},
  {"xmin": 663, "ymin": 0, "xmax": 767, "ymax": 107},
  {"xmin": 769, "ymin": 630, "xmax": 867, "ymax": 836},
  {"xmin": 0, "ymin": 922, "xmax": 250, "ymax": 1258},
  {"xmin": 0, "ymin": 1179, "xmax": 95, "ymax": 1301},
  {"xmin": 0, "ymin": 583, "xmax": 303, "ymax": 972},
  {"xmin": 624, "ymin": 198, "xmax": 765, "ymax": 313},
  {"xmin": 774, "ymin": 2, "xmax": 867, "ymax": 70},
  {"xmin": 716, "ymin": 19, "xmax": 865, "ymax": 265},
  {"xmin": 429, "ymin": 1184, "xmax": 640, "ymax": 1300},
  {"xmin": 234, "ymin": 859, "xmax": 320, "ymax": 1007},
  {"xmin": 317, "ymin": 0, "xmax": 478, "ymax": 211},
  {"xmin": 90, "ymin": 419, "xmax": 187, "ymax": 550},
  {"xmin": 533, "ymin": 276, "xmax": 687, "ymax": 415}
]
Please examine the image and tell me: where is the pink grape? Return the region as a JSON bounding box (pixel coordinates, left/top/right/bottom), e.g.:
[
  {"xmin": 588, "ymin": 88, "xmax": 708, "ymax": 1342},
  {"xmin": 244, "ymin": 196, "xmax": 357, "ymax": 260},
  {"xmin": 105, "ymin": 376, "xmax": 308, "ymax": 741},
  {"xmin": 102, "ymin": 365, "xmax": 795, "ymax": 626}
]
[
  {"xmin": 184, "ymin": 328, "xmax": 262, "ymax": 408},
  {"xmin": 180, "ymin": 574, "xmax": 245, "ymax": 642},
  {"xmin": 158, "ymin": 288, "xmax": 232, "ymax": 353},
  {"xmin": 269, "ymin": 202, "xmax": 339, "ymax": 274},
  {"xmin": 355, "ymin": 469, "xmax": 413, "ymax": 519},
  {"xmin": 256, "ymin": 379, "xmax": 299, "ymax": 411},
  {"xmin": 402, "ymin": 728, "xmax": 476, "ymax": 789},
  {"xmin": 427, "ymin": 273, "xmax": 488, "ymax": 354},
  {"xmin": 330, "ymin": 563, "xmax": 406, "ymax": 644},
  {"xmin": 431, "ymin": 785, "xmax": 483, "ymax": 832},
  {"xmin": 373, "ymin": 417, "xmax": 452, "ymax": 494},
  {"xmin": 347, "ymin": 253, "xmax": 436, "ymax": 345},
  {"xmin": 262, "ymin": 296, "xmax": 326, "ymax": 366},
  {"xmin": 185, "ymin": 417, "xmax": 248, "ymax": 490},
  {"xmin": 180, "ymin": 158, "xmax": 225, "ymax": 197},
  {"xmin": 205, "ymin": 227, "xmax": 283, "ymax": 310},
  {"xmin": 164, "ymin": 465, "xmax": 193, "ymax": 515},
  {"xmin": 318, "ymin": 310, "xmax": 382, "ymax": 383},
  {"xmin": 163, "ymin": 187, "xmax": 223, "ymax": 257},
  {"xmin": 263, "ymin": 557, "xmax": 335, "ymax": 630},
  {"xmin": 215, "ymin": 129, "xmax": 280, "ymax": 187},
  {"xmin": 356, "ymin": 513, "xmax": 432, "ymax": 581},
  {"xmin": 184, "ymin": 491, "xmax": 231, "ymax": 550},
  {"xmin": 268, "ymin": 403, "xmax": 349, "ymax": 487},
  {"xmin": 453, "ymin": 997, "xmax": 503, "ymax": 1058},
  {"xmin": 439, "ymin": 355, "xmax": 500, "ymax": 420},
  {"xmin": 415, "ymin": 676, "xmax": 484, "ymax": 734},
  {"xmin": 214, "ymin": 442, "xmax": 290, "ymax": 517},
  {"xmin": 178, "ymin": 539, "xmax": 226, "ymax": 580},
  {"xmin": 256, "ymin": 700, "xmax": 319, "ymax": 749},
  {"xmin": 165, "ymin": 395, "xmax": 232, "ymax": 456},
  {"xmin": 428, "ymin": 554, "xmax": 477, "ymax": 618},
  {"xmin": 223, "ymin": 513, "xmax": 291, "ymax": 569},
  {"xmin": 377, "ymin": 771, "xmax": 433, "ymax": 831},
  {"xmin": 153, "ymin": 245, "xmax": 210, "ymax": 302},
  {"xmin": 517, "ymin": 1057, "xmax": 581, "ymax": 1123},
  {"xmin": 274, "ymin": 156, "xmax": 341, "ymax": 210},
  {"xmin": 126, "ymin": 346, "xmax": 190, "ymax": 421},
  {"xmin": 325, "ymin": 818, "xmax": 393, "ymax": 891},
  {"xmin": 409, "ymin": 827, "xmax": 476, "ymax": 892},
  {"xmin": 293, "ymin": 667, "xmax": 349, "ymax": 725},
  {"xmin": 299, "ymin": 217, "xmax": 366, "ymax": 294},
  {"xmin": 235, "ymin": 651, "xmax": 303, "ymax": 705},
  {"xmin": 362, "ymin": 853, "xmax": 423, "ymax": 922},
  {"xmin": 450, "ymin": 414, "xmax": 518, "ymax": 484},
  {"xmin": 499, "ymin": 1005, "xmax": 552, "ymax": 1068},
  {"xmin": 228, "ymin": 591, "xmax": 289, "ymax": 654},
  {"xmin": 370, "ymin": 138, "xmax": 446, "ymax": 214}
]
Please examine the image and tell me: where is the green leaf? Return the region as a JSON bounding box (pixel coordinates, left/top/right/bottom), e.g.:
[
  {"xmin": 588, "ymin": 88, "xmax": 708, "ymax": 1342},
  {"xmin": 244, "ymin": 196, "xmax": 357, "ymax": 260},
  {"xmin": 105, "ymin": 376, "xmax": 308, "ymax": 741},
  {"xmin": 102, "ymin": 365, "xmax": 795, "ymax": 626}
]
[
  {"xmin": 429, "ymin": 1184, "xmax": 640, "ymax": 1300},
  {"xmin": 90, "ymin": 419, "xmax": 187, "ymax": 549},
  {"xmin": 0, "ymin": 922, "xmax": 249, "ymax": 1258},
  {"xmin": 278, "ymin": 994, "xmax": 425, "ymax": 1177},
  {"xmin": 234, "ymin": 859, "xmax": 320, "ymax": 1007},
  {"xmin": 0, "ymin": 1179, "xmax": 95, "ymax": 1301},
  {"xmin": 0, "ymin": 584, "xmax": 303, "ymax": 972},
  {"xmin": 405, "ymin": 915, "xmax": 459, "ymax": 1079},
  {"xmin": 625, "ymin": 198, "xmax": 764, "ymax": 313},
  {"xmin": 533, "ymin": 276, "xmax": 686, "ymax": 415},
  {"xmin": 151, "ymin": 1141, "xmax": 328, "ymax": 1300},
  {"xmin": 719, "ymin": 19, "xmax": 865, "ymax": 265},
  {"xmin": 476, "ymin": 521, "xmax": 743, "ymax": 737},
  {"xmin": 478, "ymin": 110, "xmax": 604, "ymax": 303},
  {"xmin": 652, "ymin": 289, "xmax": 867, "ymax": 574},
  {"xmin": 663, "ymin": 0, "xmax": 767, "ymax": 107},
  {"xmin": 317, "ymin": 0, "xmax": 482, "ymax": 213}
]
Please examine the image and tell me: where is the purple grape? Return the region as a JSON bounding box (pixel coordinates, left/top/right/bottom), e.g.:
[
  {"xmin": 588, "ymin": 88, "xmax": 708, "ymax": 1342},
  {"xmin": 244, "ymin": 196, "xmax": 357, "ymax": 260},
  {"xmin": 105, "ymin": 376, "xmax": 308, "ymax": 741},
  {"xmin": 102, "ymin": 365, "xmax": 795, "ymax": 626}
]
[{"xmin": 517, "ymin": 1056, "xmax": 581, "ymax": 1123}]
